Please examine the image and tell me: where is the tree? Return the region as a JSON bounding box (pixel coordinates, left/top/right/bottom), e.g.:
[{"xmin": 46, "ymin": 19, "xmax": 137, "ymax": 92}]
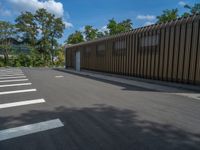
[
  {"xmin": 97, "ymin": 31, "xmax": 105, "ymax": 38},
  {"xmin": 34, "ymin": 8, "xmax": 52, "ymax": 62},
  {"xmin": 15, "ymin": 11, "xmax": 38, "ymax": 46},
  {"xmin": 156, "ymin": 9, "xmax": 179, "ymax": 23},
  {"xmin": 107, "ymin": 18, "xmax": 133, "ymax": 35},
  {"xmin": 84, "ymin": 25, "xmax": 98, "ymax": 41},
  {"xmin": 184, "ymin": 3, "xmax": 200, "ymax": 14},
  {"xmin": 0, "ymin": 21, "xmax": 16, "ymax": 65},
  {"xmin": 34, "ymin": 9, "xmax": 65, "ymax": 65},
  {"xmin": 48, "ymin": 16, "xmax": 65, "ymax": 64},
  {"xmin": 66, "ymin": 31, "xmax": 84, "ymax": 44},
  {"xmin": 119, "ymin": 19, "xmax": 133, "ymax": 32}
]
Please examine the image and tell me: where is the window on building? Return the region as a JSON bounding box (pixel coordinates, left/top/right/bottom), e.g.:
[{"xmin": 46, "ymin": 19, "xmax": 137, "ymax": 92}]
[
  {"xmin": 140, "ymin": 34, "xmax": 159, "ymax": 50},
  {"xmin": 113, "ymin": 40, "xmax": 127, "ymax": 55},
  {"xmin": 96, "ymin": 44, "xmax": 105, "ymax": 56},
  {"xmin": 84, "ymin": 47, "xmax": 91, "ymax": 57}
]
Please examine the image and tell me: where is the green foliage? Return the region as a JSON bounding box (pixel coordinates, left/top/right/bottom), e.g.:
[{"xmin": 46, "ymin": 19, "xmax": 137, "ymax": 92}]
[
  {"xmin": 0, "ymin": 8, "xmax": 65, "ymax": 67},
  {"xmin": 66, "ymin": 31, "xmax": 84, "ymax": 44},
  {"xmin": 0, "ymin": 21, "xmax": 16, "ymax": 65},
  {"xmin": 66, "ymin": 18, "xmax": 133, "ymax": 44},
  {"xmin": 184, "ymin": 3, "xmax": 200, "ymax": 15},
  {"xmin": 0, "ymin": 57, "xmax": 4, "ymax": 67},
  {"xmin": 54, "ymin": 48, "xmax": 65, "ymax": 66},
  {"xmin": 156, "ymin": 9, "xmax": 179, "ymax": 23},
  {"xmin": 107, "ymin": 18, "xmax": 133, "ymax": 35},
  {"xmin": 15, "ymin": 11, "xmax": 38, "ymax": 46},
  {"xmin": 84, "ymin": 25, "xmax": 98, "ymax": 41}
]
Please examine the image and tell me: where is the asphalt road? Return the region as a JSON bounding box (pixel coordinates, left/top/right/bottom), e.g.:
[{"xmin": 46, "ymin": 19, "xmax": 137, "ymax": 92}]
[{"xmin": 0, "ymin": 68, "xmax": 200, "ymax": 150}]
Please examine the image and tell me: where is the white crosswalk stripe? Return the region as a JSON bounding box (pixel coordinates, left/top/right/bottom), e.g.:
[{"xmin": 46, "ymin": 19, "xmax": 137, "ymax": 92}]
[
  {"xmin": 0, "ymin": 76, "xmax": 26, "ymax": 80},
  {"xmin": 0, "ymin": 89, "xmax": 37, "ymax": 95},
  {"xmin": 0, "ymin": 68, "xmax": 64, "ymax": 141},
  {"xmin": 0, "ymin": 83, "xmax": 32, "ymax": 88},
  {"xmin": 0, "ymin": 119, "xmax": 64, "ymax": 141},
  {"xmin": 0, "ymin": 79, "xmax": 28, "ymax": 83},
  {"xmin": 0, "ymin": 99, "xmax": 45, "ymax": 109},
  {"xmin": 0, "ymin": 74, "xmax": 24, "ymax": 77}
]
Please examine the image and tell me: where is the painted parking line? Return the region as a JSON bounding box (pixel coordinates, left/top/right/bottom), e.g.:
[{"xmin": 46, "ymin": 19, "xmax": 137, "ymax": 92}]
[
  {"xmin": 0, "ymin": 71, "xmax": 23, "ymax": 74},
  {"xmin": 0, "ymin": 83, "xmax": 32, "ymax": 88},
  {"xmin": 55, "ymin": 75, "xmax": 64, "ymax": 78},
  {"xmin": 0, "ymin": 89, "xmax": 36, "ymax": 95},
  {"xmin": 0, "ymin": 79, "xmax": 28, "ymax": 83},
  {"xmin": 175, "ymin": 93, "xmax": 200, "ymax": 100},
  {"xmin": 0, "ymin": 74, "xmax": 24, "ymax": 76},
  {"xmin": 0, "ymin": 70, "xmax": 22, "ymax": 72},
  {"xmin": 0, "ymin": 74, "xmax": 24, "ymax": 77},
  {"xmin": 0, "ymin": 99, "xmax": 45, "ymax": 109},
  {"xmin": 0, "ymin": 72, "xmax": 23, "ymax": 74},
  {"xmin": 0, "ymin": 119, "xmax": 64, "ymax": 141},
  {"xmin": 0, "ymin": 76, "xmax": 26, "ymax": 80}
]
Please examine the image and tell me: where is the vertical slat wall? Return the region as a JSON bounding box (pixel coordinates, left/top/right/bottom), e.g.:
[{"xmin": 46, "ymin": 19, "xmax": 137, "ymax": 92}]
[{"xmin": 66, "ymin": 14, "xmax": 200, "ymax": 85}]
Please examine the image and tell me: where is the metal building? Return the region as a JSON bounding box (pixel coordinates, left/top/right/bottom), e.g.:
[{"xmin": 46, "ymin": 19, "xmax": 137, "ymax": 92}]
[{"xmin": 65, "ymin": 14, "xmax": 200, "ymax": 85}]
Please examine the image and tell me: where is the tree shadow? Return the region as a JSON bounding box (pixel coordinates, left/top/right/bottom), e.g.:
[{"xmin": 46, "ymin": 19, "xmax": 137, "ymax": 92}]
[{"xmin": 0, "ymin": 104, "xmax": 199, "ymax": 150}]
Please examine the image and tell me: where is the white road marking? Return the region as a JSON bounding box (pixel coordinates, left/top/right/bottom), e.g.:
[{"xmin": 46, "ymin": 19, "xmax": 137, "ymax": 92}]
[
  {"xmin": 0, "ymin": 72, "xmax": 23, "ymax": 74},
  {"xmin": 0, "ymin": 119, "xmax": 64, "ymax": 141},
  {"xmin": 0, "ymin": 76, "xmax": 26, "ymax": 80},
  {"xmin": 0, "ymin": 79, "xmax": 28, "ymax": 83},
  {"xmin": 175, "ymin": 93, "xmax": 200, "ymax": 100},
  {"xmin": 0, "ymin": 74, "xmax": 24, "ymax": 77},
  {"xmin": 0, "ymin": 99, "xmax": 45, "ymax": 109},
  {"xmin": 55, "ymin": 75, "xmax": 64, "ymax": 78},
  {"xmin": 0, "ymin": 89, "xmax": 36, "ymax": 95},
  {"xmin": 0, "ymin": 70, "xmax": 22, "ymax": 72},
  {"xmin": 0, "ymin": 83, "xmax": 32, "ymax": 88}
]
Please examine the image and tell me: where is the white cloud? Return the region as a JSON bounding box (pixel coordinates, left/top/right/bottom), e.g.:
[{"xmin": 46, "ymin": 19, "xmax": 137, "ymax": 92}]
[
  {"xmin": 7, "ymin": 0, "xmax": 73, "ymax": 28},
  {"xmin": 64, "ymin": 21, "xmax": 73, "ymax": 28},
  {"xmin": 178, "ymin": 1, "xmax": 186, "ymax": 7},
  {"xmin": 144, "ymin": 21, "xmax": 154, "ymax": 26},
  {"xmin": 136, "ymin": 15, "xmax": 156, "ymax": 21},
  {"xmin": 8, "ymin": 0, "xmax": 63, "ymax": 17}
]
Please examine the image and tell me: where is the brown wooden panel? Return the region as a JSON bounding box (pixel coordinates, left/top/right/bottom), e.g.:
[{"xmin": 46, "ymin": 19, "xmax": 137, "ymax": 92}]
[
  {"xmin": 131, "ymin": 32, "xmax": 136, "ymax": 76},
  {"xmin": 109, "ymin": 39, "xmax": 113, "ymax": 73},
  {"xmin": 147, "ymin": 27, "xmax": 153, "ymax": 78},
  {"xmin": 119, "ymin": 36, "xmax": 123, "ymax": 74},
  {"xmin": 162, "ymin": 25, "xmax": 170, "ymax": 80},
  {"xmin": 195, "ymin": 18, "xmax": 200, "ymax": 84},
  {"xmin": 125, "ymin": 34, "xmax": 129, "ymax": 75},
  {"xmin": 158, "ymin": 25, "xmax": 165, "ymax": 79},
  {"xmin": 154, "ymin": 24, "xmax": 161, "ymax": 79},
  {"xmin": 172, "ymin": 21, "xmax": 181, "ymax": 81},
  {"xmin": 188, "ymin": 17, "xmax": 199, "ymax": 83},
  {"xmin": 182, "ymin": 21, "xmax": 192, "ymax": 82},
  {"xmin": 152, "ymin": 24, "xmax": 160, "ymax": 79},
  {"xmin": 126, "ymin": 34, "xmax": 133, "ymax": 76},
  {"xmin": 177, "ymin": 20, "xmax": 187, "ymax": 81},
  {"xmin": 167, "ymin": 22, "xmax": 175, "ymax": 81},
  {"xmin": 138, "ymin": 28, "xmax": 144, "ymax": 77},
  {"xmin": 136, "ymin": 30, "xmax": 140, "ymax": 76}
]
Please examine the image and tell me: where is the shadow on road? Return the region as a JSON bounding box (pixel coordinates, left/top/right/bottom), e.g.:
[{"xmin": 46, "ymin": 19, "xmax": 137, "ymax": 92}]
[{"xmin": 0, "ymin": 104, "xmax": 199, "ymax": 150}]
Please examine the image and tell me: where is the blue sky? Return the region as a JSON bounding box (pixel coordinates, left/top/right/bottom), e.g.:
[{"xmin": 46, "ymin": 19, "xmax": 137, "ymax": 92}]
[{"xmin": 0, "ymin": 0, "xmax": 199, "ymax": 44}]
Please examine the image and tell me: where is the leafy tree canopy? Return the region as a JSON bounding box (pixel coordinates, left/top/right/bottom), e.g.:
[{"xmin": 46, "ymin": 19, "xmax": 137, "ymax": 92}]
[
  {"xmin": 156, "ymin": 9, "xmax": 179, "ymax": 23},
  {"xmin": 66, "ymin": 31, "xmax": 84, "ymax": 44}
]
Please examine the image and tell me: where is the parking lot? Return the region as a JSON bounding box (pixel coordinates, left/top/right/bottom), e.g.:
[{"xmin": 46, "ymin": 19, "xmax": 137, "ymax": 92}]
[{"xmin": 0, "ymin": 68, "xmax": 200, "ymax": 150}]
